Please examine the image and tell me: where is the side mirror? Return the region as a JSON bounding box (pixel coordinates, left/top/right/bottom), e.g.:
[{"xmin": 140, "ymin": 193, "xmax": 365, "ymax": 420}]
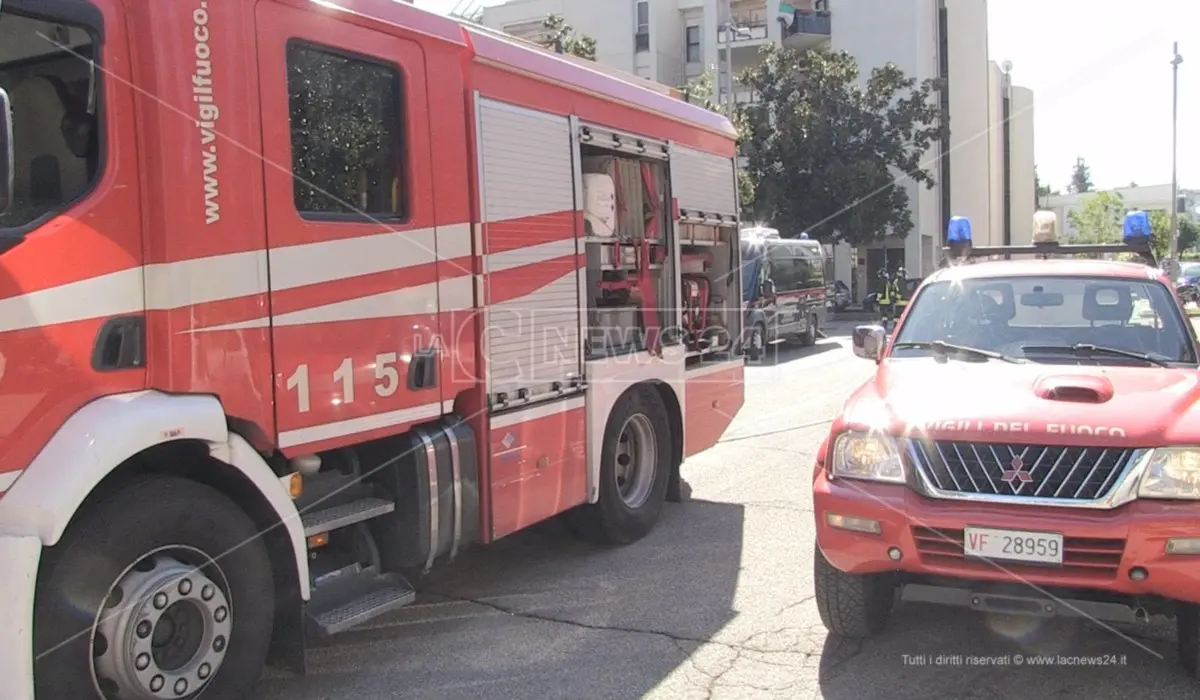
[
  {"xmin": 760, "ymin": 279, "xmax": 776, "ymax": 298},
  {"xmin": 852, "ymin": 324, "xmax": 887, "ymax": 361},
  {"xmin": 0, "ymin": 88, "xmax": 11, "ymax": 215}
]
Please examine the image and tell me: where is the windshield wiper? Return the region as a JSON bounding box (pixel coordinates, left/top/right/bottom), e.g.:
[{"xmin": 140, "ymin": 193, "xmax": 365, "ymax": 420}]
[
  {"xmin": 1021, "ymin": 343, "xmax": 1170, "ymax": 367},
  {"xmin": 892, "ymin": 341, "xmax": 1026, "ymax": 364}
]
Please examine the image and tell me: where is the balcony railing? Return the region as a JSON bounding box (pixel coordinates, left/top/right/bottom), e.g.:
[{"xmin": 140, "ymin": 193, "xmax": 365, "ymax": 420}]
[
  {"xmin": 718, "ymin": 20, "xmax": 769, "ymax": 43},
  {"xmin": 783, "ymin": 9, "xmax": 831, "ymax": 37}
]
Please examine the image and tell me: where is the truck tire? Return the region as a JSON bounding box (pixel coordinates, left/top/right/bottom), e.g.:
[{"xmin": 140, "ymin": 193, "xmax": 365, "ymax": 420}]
[
  {"xmin": 1178, "ymin": 603, "xmax": 1200, "ymax": 678},
  {"xmin": 34, "ymin": 475, "xmax": 275, "ymax": 700},
  {"xmin": 799, "ymin": 315, "xmax": 818, "ymax": 347},
  {"xmin": 566, "ymin": 386, "xmax": 672, "ymax": 545},
  {"xmin": 747, "ymin": 322, "xmax": 766, "ymax": 361},
  {"xmin": 814, "ymin": 544, "xmax": 895, "ymax": 638}
]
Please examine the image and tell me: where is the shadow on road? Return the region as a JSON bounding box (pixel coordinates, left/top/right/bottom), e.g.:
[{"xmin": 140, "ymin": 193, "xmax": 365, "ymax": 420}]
[
  {"xmin": 255, "ymin": 490, "xmax": 745, "ymax": 700},
  {"xmin": 817, "ymin": 602, "xmax": 1192, "ymax": 700},
  {"xmin": 747, "ymin": 339, "xmax": 841, "ymax": 367}
]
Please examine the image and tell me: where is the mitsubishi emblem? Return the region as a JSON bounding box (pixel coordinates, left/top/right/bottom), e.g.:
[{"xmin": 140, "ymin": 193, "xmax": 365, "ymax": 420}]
[{"xmin": 1000, "ymin": 456, "xmax": 1033, "ymax": 484}]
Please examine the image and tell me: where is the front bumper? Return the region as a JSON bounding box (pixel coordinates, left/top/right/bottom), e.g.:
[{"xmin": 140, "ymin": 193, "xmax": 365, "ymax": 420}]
[
  {"xmin": 0, "ymin": 535, "xmax": 41, "ymax": 700},
  {"xmin": 813, "ymin": 469, "xmax": 1200, "ymax": 604}
]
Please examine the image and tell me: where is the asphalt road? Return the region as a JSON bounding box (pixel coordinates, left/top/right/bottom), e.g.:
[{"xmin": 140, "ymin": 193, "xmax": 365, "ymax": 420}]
[{"xmin": 254, "ymin": 321, "xmax": 1194, "ymax": 700}]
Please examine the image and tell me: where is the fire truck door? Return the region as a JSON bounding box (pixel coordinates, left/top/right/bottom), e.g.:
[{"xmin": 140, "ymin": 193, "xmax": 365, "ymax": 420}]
[{"xmin": 254, "ymin": 5, "xmax": 443, "ymax": 454}]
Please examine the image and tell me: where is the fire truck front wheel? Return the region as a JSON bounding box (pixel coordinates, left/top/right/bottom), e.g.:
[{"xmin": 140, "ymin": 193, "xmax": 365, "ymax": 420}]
[
  {"xmin": 33, "ymin": 475, "xmax": 275, "ymax": 700},
  {"xmin": 814, "ymin": 543, "xmax": 895, "ymax": 638},
  {"xmin": 567, "ymin": 386, "xmax": 672, "ymax": 545}
]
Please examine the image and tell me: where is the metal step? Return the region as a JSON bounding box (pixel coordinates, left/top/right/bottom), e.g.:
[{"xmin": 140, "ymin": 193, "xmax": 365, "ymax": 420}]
[
  {"xmin": 301, "ymin": 497, "xmax": 395, "ymax": 537},
  {"xmin": 306, "ymin": 572, "xmax": 416, "ymax": 636}
]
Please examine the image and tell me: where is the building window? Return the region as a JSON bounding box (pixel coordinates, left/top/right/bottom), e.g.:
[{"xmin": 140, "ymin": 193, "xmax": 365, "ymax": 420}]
[
  {"xmin": 286, "ymin": 42, "xmax": 407, "ymax": 220},
  {"xmin": 686, "ymin": 25, "xmax": 700, "ymax": 63},
  {"xmin": 635, "ymin": 1, "xmax": 649, "ymax": 53}
]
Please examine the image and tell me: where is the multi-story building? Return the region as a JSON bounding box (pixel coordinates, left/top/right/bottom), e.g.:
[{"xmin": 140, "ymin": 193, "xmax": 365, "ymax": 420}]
[{"xmin": 478, "ymin": 0, "xmax": 1034, "ymax": 299}]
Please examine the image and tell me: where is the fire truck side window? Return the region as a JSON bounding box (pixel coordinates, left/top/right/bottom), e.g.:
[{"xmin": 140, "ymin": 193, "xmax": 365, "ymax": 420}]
[
  {"xmin": 0, "ymin": 9, "xmax": 101, "ymax": 230},
  {"xmin": 286, "ymin": 41, "xmax": 406, "ymax": 220}
]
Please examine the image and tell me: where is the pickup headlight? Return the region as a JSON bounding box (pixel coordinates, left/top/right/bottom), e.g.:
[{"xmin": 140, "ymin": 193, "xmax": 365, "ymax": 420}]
[
  {"xmin": 830, "ymin": 432, "xmax": 906, "ymax": 483},
  {"xmin": 1138, "ymin": 448, "xmax": 1200, "ymax": 500}
]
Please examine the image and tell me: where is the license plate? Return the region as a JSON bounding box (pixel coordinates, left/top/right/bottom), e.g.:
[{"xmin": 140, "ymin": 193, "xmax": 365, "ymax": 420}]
[{"xmin": 963, "ymin": 526, "xmax": 1063, "ymax": 565}]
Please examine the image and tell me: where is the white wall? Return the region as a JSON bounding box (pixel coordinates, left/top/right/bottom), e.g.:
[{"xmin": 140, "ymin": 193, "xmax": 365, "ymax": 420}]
[
  {"xmin": 985, "ymin": 60, "xmax": 1004, "ymax": 246},
  {"xmin": 944, "ymin": 0, "xmax": 990, "ymax": 247},
  {"xmin": 1010, "ymin": 85, "xmax": 1036, "ymax": 245},
  {"xmin": 481, "ymin": 0, "xmax": 639, "ymax": 73}
]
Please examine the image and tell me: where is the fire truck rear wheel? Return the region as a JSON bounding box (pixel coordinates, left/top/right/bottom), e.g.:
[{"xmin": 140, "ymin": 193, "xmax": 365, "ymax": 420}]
[
  {"xmin": 814, "ymin": 543, "xmax": 894, "ymax": 638},
  {"xmin": 799, "ymin": 316, "xmax": 817, "ymax": 347},
  {"xmin": 1178, "ymin": 603, "xmax": 1200, "ymax": 678},
  {"xmin": 33, "ymin": 476, "xmax": 275, "ymax": 700},
  {"xmin": 567, "ymin": 386, "xmax": 672, "ymax": 545}
]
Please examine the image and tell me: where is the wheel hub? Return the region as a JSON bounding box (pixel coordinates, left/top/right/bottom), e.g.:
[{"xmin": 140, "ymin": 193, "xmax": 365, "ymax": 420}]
[
  {"xmin": 614, "ymin": 413, "xmax": 657, "ymax": 509},
  {"xmin": 92, "ymin": 552, "xmax": 232, "ymax": 700}
]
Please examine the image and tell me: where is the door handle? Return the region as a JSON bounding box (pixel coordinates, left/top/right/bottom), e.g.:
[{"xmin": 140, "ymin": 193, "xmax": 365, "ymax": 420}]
[
  {"xmin": 91, "ymin": 316, "xmax": 145, "ymax": 372},
  {"xmin": 407, "ymin": 347, "xmax": 439, "ymax": 390}
]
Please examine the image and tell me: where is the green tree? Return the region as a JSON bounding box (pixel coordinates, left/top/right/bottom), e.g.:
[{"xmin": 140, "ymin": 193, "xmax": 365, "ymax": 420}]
[
  {"xmin": 1069, "ymin": 157, "xmax": 1093, "ymax": 194},
  {"xmin": 1149, "ymin": 210, "xmax": 1200, "ymax": 258},
  {"xmin": 1035, "ymin": 164, "xmax": 1052, "ymax": 206},
  {"xmin": 539, "ymin": 14, "xmax": 596, "ymax": 61},
  {"xmin": 737, "ymin": 46, "xmax": 948, "ymax": 244},
  {"xmin": 679, "ymin": 69, "xmax": 756, "ymax": 214},
  {"xmin": 1066, "ymin": 191, "xmax": 1125, "ymax": 243}
]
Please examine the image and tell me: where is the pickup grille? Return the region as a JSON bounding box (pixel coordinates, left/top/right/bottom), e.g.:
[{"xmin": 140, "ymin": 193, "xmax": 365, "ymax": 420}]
[{"xmin": 909, "ymin": 440, "xmax": 1134, "ymax": 501}]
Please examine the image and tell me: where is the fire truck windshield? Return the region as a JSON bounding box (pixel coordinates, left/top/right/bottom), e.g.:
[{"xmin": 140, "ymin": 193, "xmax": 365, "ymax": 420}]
[
  {"xmin": 892, "ymin": 275, "xmax": 1198, "ymax": 366},
  {"xmin": 0, "ymin": 2, "xmax": 101, "ymax": 237}
]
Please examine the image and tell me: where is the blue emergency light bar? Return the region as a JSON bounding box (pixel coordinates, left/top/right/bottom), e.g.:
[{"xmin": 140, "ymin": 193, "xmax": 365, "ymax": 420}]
[
  {"xmin": 1123, "ymin": 210, "xmax": 1151, "ymax": 242},
  {"xmin": 939, "ymin": 213, "xmax": 1157, "ymax": 268}
]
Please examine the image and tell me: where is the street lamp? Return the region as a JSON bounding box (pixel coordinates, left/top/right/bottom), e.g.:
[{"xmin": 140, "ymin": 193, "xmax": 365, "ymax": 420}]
[{"xmin": 1169, "ymin": 42, "xmax": 1183, "ymax": 262}]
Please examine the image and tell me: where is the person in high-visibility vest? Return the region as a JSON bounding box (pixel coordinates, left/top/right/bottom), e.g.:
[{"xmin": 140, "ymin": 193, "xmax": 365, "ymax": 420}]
[
  {"xmin": 876, "ymin": 268, "xmax": 895, "ymax": 326},
  {"xmin": 890, "ymin": 267, "xmax": 909, "ymax": 320}
]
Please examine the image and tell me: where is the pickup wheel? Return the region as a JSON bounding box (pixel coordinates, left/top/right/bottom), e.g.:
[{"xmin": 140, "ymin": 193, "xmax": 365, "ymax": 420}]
[
  {"xmin": 33, "ymin": 476, "xmax": 275, "ymax": 700},
  {"xmin": 1178, "ymin": 603, "xmax": 1200, "ymax": 678},
  {"xmin": 566, "ymin": 386, "xmax": 672, "ymax": 545},
  {"xmin": 814, "ymin": 544, "xmax": 895, "ymax": 638}
]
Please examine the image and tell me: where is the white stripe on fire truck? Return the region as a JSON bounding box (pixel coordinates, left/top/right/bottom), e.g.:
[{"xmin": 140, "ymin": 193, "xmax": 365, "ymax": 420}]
[
  {"xmin": 0, "ymin": 221, "xmax": 575, "ymax": 335},
  {"xmin": 0, "ymin": 470, "xmax": 22, "ymax": 493},
  {"xmin": 267, "ymin": 223, "xmax": 473, "ymax": 291},
  {"xmin": 277, "ymin": 399, "xmax": 455, "ymax": 449},
  {"xmin": 490, "ymin": 395, "xmax": 586, "ymax": 430},
  {"xmin": 186, "ymin": 274, "xmax": 479, "ymax": 333}
]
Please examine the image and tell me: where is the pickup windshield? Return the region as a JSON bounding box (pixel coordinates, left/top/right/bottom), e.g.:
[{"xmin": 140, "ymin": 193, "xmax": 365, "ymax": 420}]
[
  {"xmin": 0, "ymin": 3, "xmax": 101, "ymax": 233},
  {"xmin": 891, "ymin": 275, "xmax": 1198, "ymax": 366}
]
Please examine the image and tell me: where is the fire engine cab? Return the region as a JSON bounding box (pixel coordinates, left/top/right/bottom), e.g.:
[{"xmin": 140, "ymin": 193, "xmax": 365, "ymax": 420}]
[
  {"xmin": 816, "ymin": 209, "xmax": 1200, "ymax": 681},
  {"xmin": 0, "ymin": 0, "xmax": 746, "ymax": 697}
]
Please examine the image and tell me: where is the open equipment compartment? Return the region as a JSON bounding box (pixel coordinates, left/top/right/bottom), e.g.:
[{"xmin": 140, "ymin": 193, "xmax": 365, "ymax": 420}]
[
  {"xmin": 671, "ymin": 144, "xmax": 742, "ymax": 367},
  {"xmin": 578, "ymin": 123, "xmax": 677, "ymax": 358}
]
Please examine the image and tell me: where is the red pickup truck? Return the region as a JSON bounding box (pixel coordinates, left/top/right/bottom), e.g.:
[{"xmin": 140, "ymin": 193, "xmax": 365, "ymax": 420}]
[{"xmin": 813, "ymin": 212, "xmax": 1200, "ymax": 680}]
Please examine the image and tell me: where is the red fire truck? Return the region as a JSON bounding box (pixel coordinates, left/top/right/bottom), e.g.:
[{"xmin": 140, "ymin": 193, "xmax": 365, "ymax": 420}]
[{"xmin": 0, "ymin": 0, "xmax": 747, "ymax": 697}]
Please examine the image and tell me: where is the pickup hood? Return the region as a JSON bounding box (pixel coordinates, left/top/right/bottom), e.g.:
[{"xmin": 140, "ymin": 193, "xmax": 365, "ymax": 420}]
[{"xmin": 844, "ymin": 359, "xmax": 1200, "ymax": 447}]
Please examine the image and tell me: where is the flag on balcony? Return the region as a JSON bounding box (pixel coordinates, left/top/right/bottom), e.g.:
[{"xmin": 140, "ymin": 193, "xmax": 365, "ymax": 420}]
[{"xmin": 777, "ymin": 2, "xmax": 797, "ymax": 30}]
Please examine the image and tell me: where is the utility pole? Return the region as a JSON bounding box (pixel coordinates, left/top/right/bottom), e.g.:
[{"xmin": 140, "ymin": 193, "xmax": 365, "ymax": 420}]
[{"xmin": 1169, "ymin": 42, "xmax": 1183, "ymax": 264}]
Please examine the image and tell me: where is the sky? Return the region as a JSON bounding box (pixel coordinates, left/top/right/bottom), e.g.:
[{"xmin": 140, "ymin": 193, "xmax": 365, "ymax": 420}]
[{"xmin": 415, "ymin": 0, "xmax": 1196, "ymax": 195}]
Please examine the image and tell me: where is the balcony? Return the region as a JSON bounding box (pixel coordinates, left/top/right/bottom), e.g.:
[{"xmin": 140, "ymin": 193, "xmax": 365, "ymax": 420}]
[
  {"xmin": 781, "ymin": 2, "xmax": 832, "ymax": 52},
  {"xmin": 718, "ymin": 19, "xmax": 769, "ymax": 45}
]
